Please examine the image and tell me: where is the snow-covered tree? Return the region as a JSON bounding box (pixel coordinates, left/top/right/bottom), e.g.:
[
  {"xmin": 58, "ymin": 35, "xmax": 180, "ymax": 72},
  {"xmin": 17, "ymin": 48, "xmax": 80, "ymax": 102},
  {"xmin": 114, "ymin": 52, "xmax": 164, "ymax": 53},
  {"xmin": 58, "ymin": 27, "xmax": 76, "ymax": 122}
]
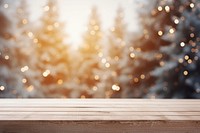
[
  {"xmin": 101, "ymin": 7, "xmax": 130, "ymax": 98},
  {"xmin": 126, "ymin": 0, "xmax": 172, "ymax": 98},
  {"xmin": 14, "ymin": 0, "xmax": 41, "ymax": 97},
  {"xmin": 149, "ymin": 0, "xmax": 200, "ymax": 98},
  {"xmin": 76, "ymin": 6, "xmax": 103, "ymax": 98},
  {"xmin": 35, "ymin": 0, "xmax": 71, "ymax": 98},
  {"xmin": 0, "ymin": 0, "xmax": 34, "ymax": 98}
]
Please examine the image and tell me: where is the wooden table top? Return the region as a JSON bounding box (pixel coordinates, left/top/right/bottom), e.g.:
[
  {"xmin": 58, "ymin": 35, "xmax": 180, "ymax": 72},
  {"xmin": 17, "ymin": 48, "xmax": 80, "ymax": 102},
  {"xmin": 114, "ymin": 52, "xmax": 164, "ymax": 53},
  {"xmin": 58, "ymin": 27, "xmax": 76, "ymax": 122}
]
[{"xmin": 0, "ymin": 99, "xmax": 200, "ymax": 121}]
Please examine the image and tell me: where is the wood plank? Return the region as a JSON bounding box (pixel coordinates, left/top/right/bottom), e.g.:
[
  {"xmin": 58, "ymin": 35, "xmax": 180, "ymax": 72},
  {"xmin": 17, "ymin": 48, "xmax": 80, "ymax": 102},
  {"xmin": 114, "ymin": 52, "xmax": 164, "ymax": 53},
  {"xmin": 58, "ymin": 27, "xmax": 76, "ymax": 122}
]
[
  {"xmin": 0, "ymin": 99, "xmax": 200, "ymax": 133},
  {"xmin": 0, "ymin": 107, "xmax": 200, "ymax": 112},
  {"xmin": 0, "ymin": 99, "xmax": 200, "ymax": 120},
  {"xmin": 0, "ymin": 121, "xmax": 200, "ymax": 133}
]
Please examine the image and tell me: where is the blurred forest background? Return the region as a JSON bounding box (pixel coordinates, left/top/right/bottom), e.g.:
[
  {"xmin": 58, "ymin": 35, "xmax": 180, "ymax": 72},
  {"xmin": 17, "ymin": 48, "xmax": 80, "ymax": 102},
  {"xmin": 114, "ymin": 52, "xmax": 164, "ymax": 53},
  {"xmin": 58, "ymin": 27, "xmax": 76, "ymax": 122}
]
[{"xmin": 0, "ymin": 0, "xmax": 200, "ymax": 98}]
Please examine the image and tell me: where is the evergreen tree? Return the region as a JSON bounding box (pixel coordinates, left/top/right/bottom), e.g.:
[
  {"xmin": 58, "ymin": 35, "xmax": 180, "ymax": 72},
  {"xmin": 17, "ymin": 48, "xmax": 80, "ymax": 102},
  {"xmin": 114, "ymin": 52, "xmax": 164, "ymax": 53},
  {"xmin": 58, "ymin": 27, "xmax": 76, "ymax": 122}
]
[
  {"xmin": 14, "ymin": 0, "xmax": 40, "ymax": 97},
  {"xmin": 102, "ymin": 7, "xmax": 131, "ymax": 98},
  {"xmin": 125, "ymin": 0, "xmax": 172, "ymax": 98},
  {"xmin": 0, "ymin": 0, "xmax": 31, "ymax": 97},
  {"xmin": 149, "ymin": 0, "xmax": 200, "ymax": 98},
  {"xmin": 76, "ymin": 6, "xmax": 103, "ymax": 98},
  {"xmin": 35, "ymin": 0, "xmax": 71, "ymax": 98}
]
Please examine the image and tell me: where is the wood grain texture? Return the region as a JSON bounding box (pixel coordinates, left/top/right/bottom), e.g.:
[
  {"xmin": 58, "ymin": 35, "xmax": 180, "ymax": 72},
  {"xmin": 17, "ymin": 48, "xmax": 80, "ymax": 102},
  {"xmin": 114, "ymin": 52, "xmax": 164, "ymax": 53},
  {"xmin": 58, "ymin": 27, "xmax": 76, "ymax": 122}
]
[{"xmin": 0, "ymin": 99, "xmax": 200, "ymax": 133}]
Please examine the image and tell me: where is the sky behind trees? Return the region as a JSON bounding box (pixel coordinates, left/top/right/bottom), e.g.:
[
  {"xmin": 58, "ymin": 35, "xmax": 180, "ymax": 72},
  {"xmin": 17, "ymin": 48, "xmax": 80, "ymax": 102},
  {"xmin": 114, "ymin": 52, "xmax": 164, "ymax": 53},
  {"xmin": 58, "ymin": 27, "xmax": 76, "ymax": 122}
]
[{"xmin": 28, "ymin": 0, "xmax": 140, "ymax": 45}]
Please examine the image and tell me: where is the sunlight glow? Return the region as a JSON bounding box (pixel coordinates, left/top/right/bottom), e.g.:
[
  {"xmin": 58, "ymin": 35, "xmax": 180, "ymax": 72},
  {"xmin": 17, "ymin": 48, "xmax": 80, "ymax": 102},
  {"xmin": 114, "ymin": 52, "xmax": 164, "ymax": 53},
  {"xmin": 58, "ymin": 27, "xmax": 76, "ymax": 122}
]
[{"xmin": 29, "ymin": 0, "xmax": 139, "ymax": 45}]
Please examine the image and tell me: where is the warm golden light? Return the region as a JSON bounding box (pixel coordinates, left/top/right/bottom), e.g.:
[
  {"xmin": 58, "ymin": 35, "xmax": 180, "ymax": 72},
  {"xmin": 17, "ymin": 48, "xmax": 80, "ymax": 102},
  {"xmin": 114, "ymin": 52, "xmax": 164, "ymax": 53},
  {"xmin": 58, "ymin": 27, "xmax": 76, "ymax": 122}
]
[
  {"xmin": 169, "ymin": 28, "xmax": 175, "ymax": 34},
  {"xmin": 105, "ymin": 63, "xmax": 110, "ymax": 68},
  {"xmin": 165, "ymin": 6, "xmax": 170, "ymax": 13},
  {"xmin": 92, "ymin": 86, "xmax": 98, "ymax": 91},
  {"xmin": 57, "ymin": 79, "xmax": 63, "ymax": 85},
  {"xmin": 22, "ymin": 19, "xmax": 28, "ymax": 24},
  {"xmin": 101, "ymin": 58, "xmax": 107, "ymax": 64},
  {"xmin": 21, "ymin": 66, "xmax": 29, "ymax": 72},
  {"xmin": 140, "ymin": 74, "xmax": 145, "ymax": 79},
  {"xmin": 133, "ymin": 78, "xmax": 139, "ymax": 83},
  {"xmin": 4, "ymin": 4, "xmax": 8, "ymax": 9},
  {"xmin": 174, "ymin": 19, "xmax": 179, "ymax": 24},
  {"xmin": 180, "ymin": 42, "xmax": 185, "ymax": 47},
  {"xmin": 178, "ymin": 58, "xmax": 184, "ymax": 63},
  {"xmin": 22, "ymin": 78, "xmax": 27, "ymax": 83},
  {"xmin": 4, "ymin": 55, "xmax": 9, "ymax": 60},
  {"xmin": 183, "ymin": 70, "xmax": 188, "ymax": 76},
  {"xmin": 158, "ymin": 31, "xmax": 163, "ymax": 36},
  {"xmin": 43, "ymin": 70, "xmax": 50, "ymax": 77},
  {"xmin": 130, "ymin": 52, "xmax": 135, "ymax": 59},
  {"xmin": 157, "ymin": 6, "xmax": 162, "ymax": 11},
  {"xmin": 27, "ymin": 32, "xmax": 34, "ymax": 38},
  {"xmin": 44, "ymin": 6, "xmax": 50, "ymax": 11},
  {"xmin": 184, "ymin": 55, "xmax": 189, "ymax": 60},
  {"xmin": 190, "ymin": 3, "xmax": 195, "ymax": 8},
  {"xmin": 94, "ymin": 75, "xmax": 100, "ymax": 80},
  {"xmin": 0, "ymin": 86, "xmax": 5, "ymax": 91},
  {"xmin": 27, "ymin": 85, "xmax": 34, "ymax": 92},
  {"xmin": 112, "ymin": 84, "xmax": 120, "ymax": 91}
]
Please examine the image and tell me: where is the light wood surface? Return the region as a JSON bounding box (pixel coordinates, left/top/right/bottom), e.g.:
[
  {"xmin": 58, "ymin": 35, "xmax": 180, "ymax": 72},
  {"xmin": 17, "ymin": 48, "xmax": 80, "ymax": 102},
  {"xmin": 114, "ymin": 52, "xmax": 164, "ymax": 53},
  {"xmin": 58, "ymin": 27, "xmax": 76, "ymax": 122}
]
[
  {"xmin": 0, "ymin": 99, "xmax": 200, "ymax": 120},
  {"xmin": 0, "ymin": 99, "xmax": 200, "ymax": 133}
]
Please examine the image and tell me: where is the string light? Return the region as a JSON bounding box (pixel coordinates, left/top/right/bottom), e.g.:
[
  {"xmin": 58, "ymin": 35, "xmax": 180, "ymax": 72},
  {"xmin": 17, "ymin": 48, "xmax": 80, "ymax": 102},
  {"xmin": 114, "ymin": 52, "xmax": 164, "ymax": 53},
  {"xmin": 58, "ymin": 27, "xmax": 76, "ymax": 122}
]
[
  {"xmin": 22, "ymin": 19, "xmax": 28, "ymax": 25},
  {"xmin": 114, "ymin": 56, "xmax": 119, "ymax": 61},
  {"xmin": 174, "ymin": 19, "xmax": 179, "ymax": 24},
  {"xmin": 33, "ymin": 38, "xmax": 38, "ymax": 43},
  {"xmin": 158, "ymin": 31, "xmax": 163, "ymax": 36},
  {"xmin": 180, "ymin": 42, "xmax": 185, "ymax": 47},
  {"xmin": 184, "ymin": 55, "xmax": 189, "ymax": 60},
  {"xmin": 190, "ymin": 3, "xmax": 195, "ymax": 8},
  {"xmin": 4, "ymin": 55, "xmax": 9, "ymax": 60},
  {"xmin": 94, "ymin": 75, "xmax": 99, "ymax": 80},
  {"xmin": 157, "ymin": 6, "xmax": 163, "ymax": 11},
  {"xmin": 92, "ymin": 86, "xmax": 98, "ymax": 91},
  {"xmin": 160, "ymin": 61, "xmax": 165, "ymax": 66},
  {"xmin": 26, "ymin": 85, "xmax": 34, "ymax": 92},
  {"xmin": 105, "ymin": 63, "xmax": 110, "ymax": 68},
  {"xmin": 112, "ymin": 84, "xmax": 120, "ymax": 91},
  {"xmin": 54, "ymin": 22, "xmax": 59, "ymax": 27},
  {"xmin": 44, "ymin": 6, "xmax": 50, "ymax": 11},
  {"xmin": 98, "ymin": 52, "xmax": 103, "ymax": 57},
  {"xmin": 57, "ymin": 79, "xmax": 63, "ymax": 85},
  {"xmin": 101, "ymin": 58, "xmax": 107, "ymax": 64},
  {"xmin": 178, "ymin": 58, "xmax": 184, "ymax": 63},
  {"xmin": 190, "ymin": 33, "xmax": 195, "ymax": 38},
  {"xmin": 183, "ymin": 70, "xmax": 188, "ymax": 76},
  {"xmin": 0, "ymin": 86, "xmax": 5, "ymax": 91},
  {"xmin": 27, "ymin": 32, "xmax": 33, "ymax": 38},
  {"xmin": 130, "ymin": 52, "xmax": 135, "ymax": 59},
  {"xmin": 21, "ymin": 66, "xmax": 29, "ymax": 72},
  {"xmin": 165, "ymin": 6, "xmax": 170, "ymax": 13},
  {"xmin": 133, "ymin": 78, "xmax": 139, "ymax": 83},
  {"xmin": 4, "ymin": 4, "xmax": 8, "ymax": 9},
  {"xmin": 22, "ymin": 78, "xmax": 27, "ymax": 83},
  {"xmin": 129, "ymin": 47, "xmax": 134, "ymax": 52},
  {"xmin": 188, "ymin": 59, "xmax": 192, "ymax": 64},
  {"xmin": 43, "ymin": 70, "xmax": 50, "ymax": 77},
  {"xmin": 140, "ymin": 74, "xmax": 145, "ymax": 79},
  {"xmin": 169, "ymin": 28, "xmax": 175, "ymax": 34}
]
